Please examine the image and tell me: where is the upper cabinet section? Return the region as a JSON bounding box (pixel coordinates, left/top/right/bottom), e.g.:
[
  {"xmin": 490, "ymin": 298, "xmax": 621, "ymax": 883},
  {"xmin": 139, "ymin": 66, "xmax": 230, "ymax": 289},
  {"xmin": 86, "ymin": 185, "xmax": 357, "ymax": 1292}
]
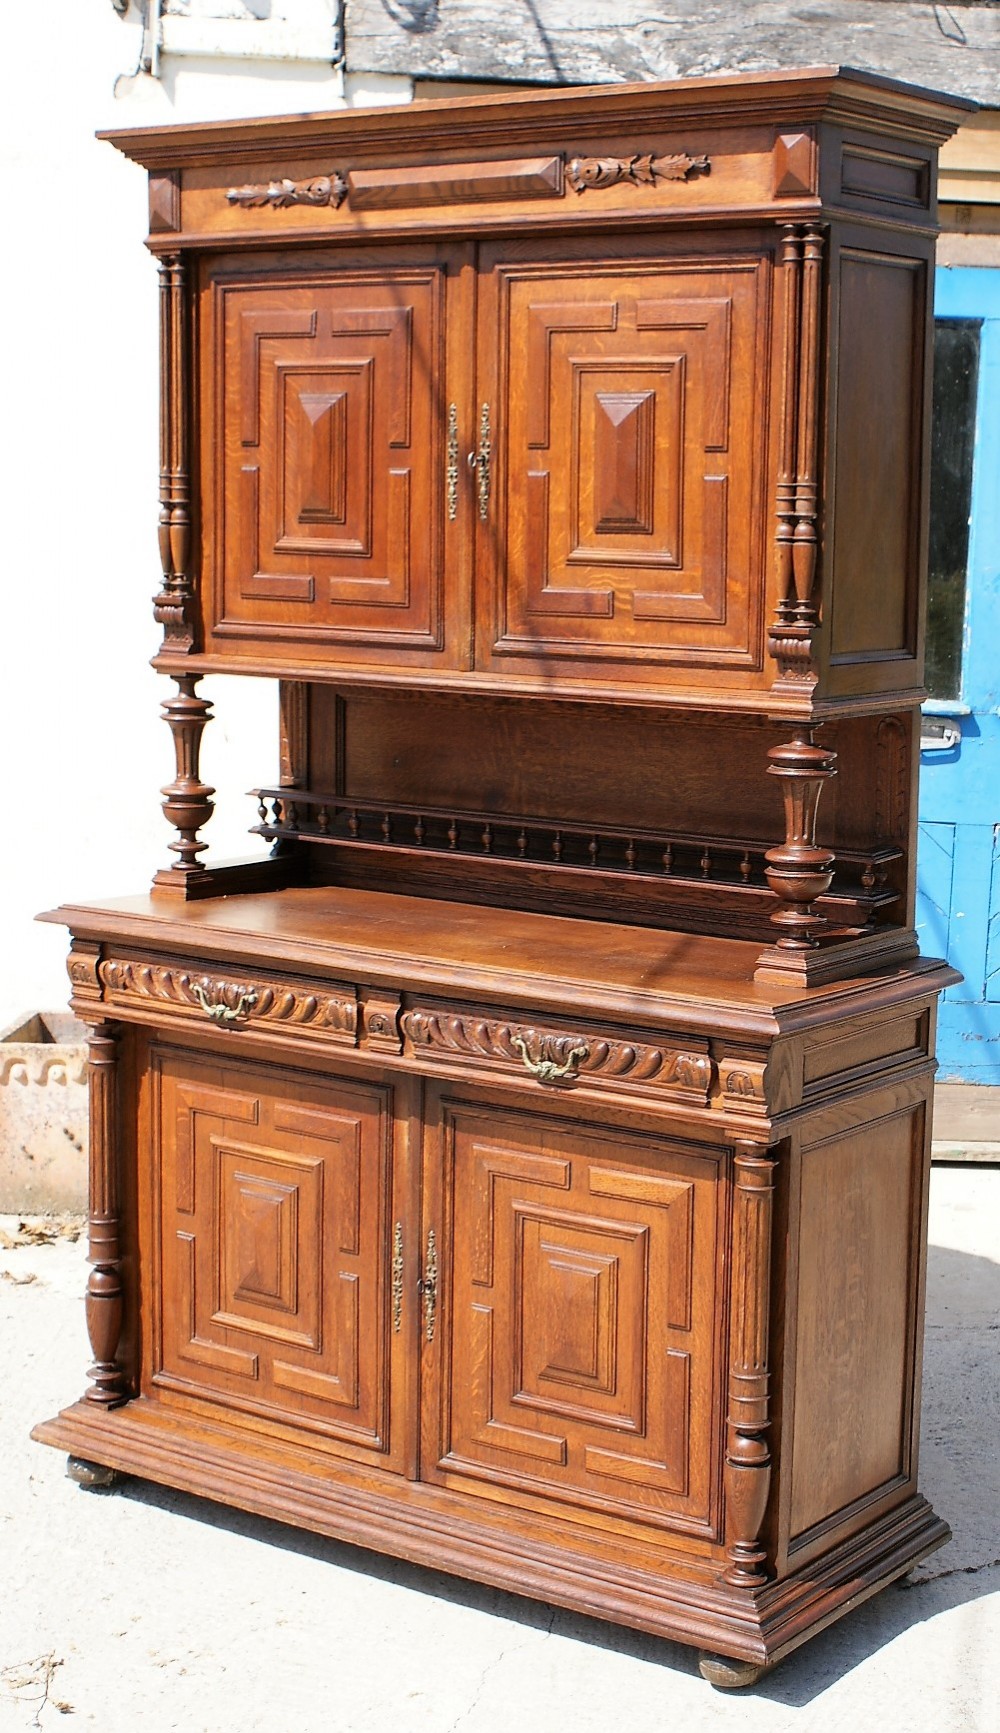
[
  {"xmin": 201, "ymin": 247, "xmax": 470, "ymax": 669},
  {"xmin": 104, "ymin": 67, "xmax": 972, "ymax": 715}
]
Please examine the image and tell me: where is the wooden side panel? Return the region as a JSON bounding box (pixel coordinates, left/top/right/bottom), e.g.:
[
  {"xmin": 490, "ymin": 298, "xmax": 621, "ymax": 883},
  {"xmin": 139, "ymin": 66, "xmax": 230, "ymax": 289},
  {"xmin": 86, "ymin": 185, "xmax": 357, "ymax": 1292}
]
[
  {"xmin": 476, "ymin": 238, "xmax": 774, "ymax": 688},
  {"xmin": 200, "ymin": 248, "xmax": 471, "ymax": 670},
  {"xmin": 788, "ymin": 1102, "xmax": 924, "ymax": 1547},
  {"xmin": 823, "ymin": 231, "xmax": 931, "ymax": 695},
  {"xmin": 153, "ymin": 1047, "xmax": 402, "ymax": 1468},
  {"xmin": 425, "ymin": 1096, "xmax": 724, "ymax": 1538}
]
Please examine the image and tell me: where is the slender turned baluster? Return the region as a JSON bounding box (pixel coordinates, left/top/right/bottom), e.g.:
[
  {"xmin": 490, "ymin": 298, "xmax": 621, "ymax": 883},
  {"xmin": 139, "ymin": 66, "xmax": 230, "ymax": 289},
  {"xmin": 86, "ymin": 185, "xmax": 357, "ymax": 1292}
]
[
  {"xmin": 768, "ymin": 223, "xmax": 825, "ymax": 685},
  {"xmin": 723, "ymin": 1145, "xmax": 777, "ymax": 1588},
  {"xmin": 152, "ymin": 675, "xmax": 215, "ymax": 890},
  {"xmin": 153, "ymin": 254, "xmax": 194, "ymax": 650},
  {"xmin": 83, "ymin": 1023, "xmax": 128, "ymax": 1407},
  {"xmin": 764, "ymin": 728, "xmax": 837, "ymax": 947}
]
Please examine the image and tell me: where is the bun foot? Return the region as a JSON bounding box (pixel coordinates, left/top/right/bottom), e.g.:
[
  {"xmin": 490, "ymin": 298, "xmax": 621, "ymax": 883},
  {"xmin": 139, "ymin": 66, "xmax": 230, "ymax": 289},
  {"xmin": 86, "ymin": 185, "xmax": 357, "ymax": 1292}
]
[
  {"xmin": 66, "ymin": 1456, "xmax": 120, "ymax": 1490},
  {"xmin": 698, "ymin": 1651, "xmax": 770, "ymax": 1689}
]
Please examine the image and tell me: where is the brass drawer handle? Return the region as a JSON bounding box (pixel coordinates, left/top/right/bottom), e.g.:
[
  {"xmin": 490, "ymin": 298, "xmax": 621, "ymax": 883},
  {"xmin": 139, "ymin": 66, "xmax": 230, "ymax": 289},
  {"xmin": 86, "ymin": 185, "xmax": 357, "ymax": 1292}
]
[
  {"xmin": 392, "ymin": 1222, "xmax": 404, "ymax": 1333},
  {"xmin": 468, "ymin": 402, "xmax": 491, "ymax": 521},
  {"xmin": 446, "ymin": 403, "xmax": 459, "ymax": 522},
  {"xmin": 419, "ymin": 1227, "xmax": 438, "ymax": 1341},
  {"xmin": 191, "ymin": 982, "xmax": 258, "ymax": 1026},
  {"xmin": 512, "ymin": 1034, "xmax": 588, "ymax": 1084}
]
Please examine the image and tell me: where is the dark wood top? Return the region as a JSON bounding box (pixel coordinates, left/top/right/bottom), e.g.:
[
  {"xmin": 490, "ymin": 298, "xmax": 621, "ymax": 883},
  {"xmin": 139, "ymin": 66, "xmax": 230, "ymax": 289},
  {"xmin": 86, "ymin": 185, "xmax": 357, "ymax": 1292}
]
[
  {"xmin": 99, "ymin": 66, "xmax": 973, "ymax": 171},
  {"xmin": 41, "ymin": 885, "xmax": 955, "ymax": 1038}
]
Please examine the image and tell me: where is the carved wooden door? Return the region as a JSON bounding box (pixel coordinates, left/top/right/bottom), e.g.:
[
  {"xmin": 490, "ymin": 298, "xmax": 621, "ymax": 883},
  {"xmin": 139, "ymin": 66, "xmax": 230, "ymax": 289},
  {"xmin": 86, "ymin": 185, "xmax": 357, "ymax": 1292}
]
[
  {"xmin": 151, "ymin": 1047, "xmax": 409, "ymax": 1470},
  {"xmin": 421, "ymin": 1090, "xmax": 726, "ymax": 1540},
  {"xmin": 474, "ymin": 237, "xmax": 773, "ymax": 689},
  {"xmin": 201, "ymin": 243, "xmax": 473, "ymax": 669}
]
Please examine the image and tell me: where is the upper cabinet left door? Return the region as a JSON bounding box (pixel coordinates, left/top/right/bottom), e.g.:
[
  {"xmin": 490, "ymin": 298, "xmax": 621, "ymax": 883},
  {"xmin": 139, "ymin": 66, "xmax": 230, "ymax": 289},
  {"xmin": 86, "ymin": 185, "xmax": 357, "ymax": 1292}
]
[{"xmin": 198, "ymin": 246, "xmax": 473, "ymax": 672}]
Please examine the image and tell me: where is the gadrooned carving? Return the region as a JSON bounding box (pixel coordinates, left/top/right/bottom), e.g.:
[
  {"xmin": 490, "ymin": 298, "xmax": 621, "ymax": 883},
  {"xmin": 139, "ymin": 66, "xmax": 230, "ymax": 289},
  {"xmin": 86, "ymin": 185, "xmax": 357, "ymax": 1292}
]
[
  {"xmin": 567, "ymin": 151, "xmax": 710, "ymax": 193},
  {"xmin": 99, "ymin": 960, "xmax": 357, "ymax": 1038},
  {"xmin": 402, "ymin": 1009, "xmax": 711, "ymax": 1096}
]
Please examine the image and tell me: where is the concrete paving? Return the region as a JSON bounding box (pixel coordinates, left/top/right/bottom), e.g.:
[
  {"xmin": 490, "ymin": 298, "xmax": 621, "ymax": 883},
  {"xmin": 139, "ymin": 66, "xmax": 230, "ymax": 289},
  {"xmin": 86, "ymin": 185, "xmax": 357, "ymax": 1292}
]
[{"xmin": 2, "ymin": 1168, "xmax": 997, "ymax": 1733}]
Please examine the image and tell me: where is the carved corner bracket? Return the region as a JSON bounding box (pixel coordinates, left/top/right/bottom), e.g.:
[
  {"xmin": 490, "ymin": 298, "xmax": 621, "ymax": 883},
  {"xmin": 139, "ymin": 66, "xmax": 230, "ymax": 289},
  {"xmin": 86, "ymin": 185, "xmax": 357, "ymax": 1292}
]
[{"xmin": 567, "ymin": 151, "xmax": 710, "ymax": 193}]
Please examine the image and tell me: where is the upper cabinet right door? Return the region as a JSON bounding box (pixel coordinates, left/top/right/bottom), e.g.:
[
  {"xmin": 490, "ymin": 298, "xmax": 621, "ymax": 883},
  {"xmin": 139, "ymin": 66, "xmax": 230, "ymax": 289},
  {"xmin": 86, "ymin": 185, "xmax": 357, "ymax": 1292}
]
[{"xmin": 475, "ymin": 236, "xmax": 776, "ymax": 695}]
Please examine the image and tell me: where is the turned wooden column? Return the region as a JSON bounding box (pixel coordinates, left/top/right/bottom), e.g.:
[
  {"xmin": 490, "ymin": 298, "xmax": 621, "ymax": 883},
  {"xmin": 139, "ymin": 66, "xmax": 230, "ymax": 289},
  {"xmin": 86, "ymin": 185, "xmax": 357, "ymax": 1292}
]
[
  {"xmin": 768, "ymin": 221, "xmax": 825, "ymax": 687},
  {"xmin": 83, "ymin": 1022, "xmax": 128, "ymax": 1408},
  {"xmin": 763, "ymin": 727, "xmax": 837, "ymax": 947},
  {"xmin": 153, "ymin": 252, "xmax": 194, "ymax": 650},
  {"xmin": 152, "ymin": 675, "xmax": 216, "ymax": 891},
  {"xmin": 723, "ymin": 1144, "xmax": 777, "ymax": 1589}
]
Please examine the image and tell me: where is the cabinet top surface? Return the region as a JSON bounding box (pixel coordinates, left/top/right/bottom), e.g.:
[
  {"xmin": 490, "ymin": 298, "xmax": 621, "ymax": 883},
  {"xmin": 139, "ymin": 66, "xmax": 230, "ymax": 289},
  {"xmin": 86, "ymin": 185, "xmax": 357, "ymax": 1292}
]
[
  {"xmin": 44, "ymin": 885, "xmax": 953, "ymax": 1035},
  {"xmin": 100, "ymin": 65, "xmax": 973, "ymax": 170}
]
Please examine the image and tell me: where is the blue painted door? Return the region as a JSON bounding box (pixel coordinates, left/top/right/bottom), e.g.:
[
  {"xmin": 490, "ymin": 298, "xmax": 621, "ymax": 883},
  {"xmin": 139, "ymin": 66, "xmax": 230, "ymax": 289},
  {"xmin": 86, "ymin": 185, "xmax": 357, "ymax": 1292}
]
[{"xmin": 916, "ymin": 267, "xmax": 1000, "ymax": 1081}]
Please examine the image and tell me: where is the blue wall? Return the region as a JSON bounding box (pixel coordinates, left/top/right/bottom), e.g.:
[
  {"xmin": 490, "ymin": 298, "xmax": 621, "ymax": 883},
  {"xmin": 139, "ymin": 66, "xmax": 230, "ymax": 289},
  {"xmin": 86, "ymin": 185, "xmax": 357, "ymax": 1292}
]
[{"xmin": 917, "ymin": 266, "xmax": 1000, "ymax": 1080}]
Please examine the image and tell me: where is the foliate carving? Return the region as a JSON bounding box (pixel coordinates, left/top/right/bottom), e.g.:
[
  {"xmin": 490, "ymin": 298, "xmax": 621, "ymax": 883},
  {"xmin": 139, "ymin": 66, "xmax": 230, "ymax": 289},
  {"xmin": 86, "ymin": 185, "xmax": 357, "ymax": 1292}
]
[
  {"xmin": 361, "ymin": 994, "xmax": 403, "ymax": 1054},
  {"xmin": 568, "ymin": 151, "xmax": 710, "ymax": 193},
  {"xmin": 718, "ymin": 1059, "xmax": 769, "ymax": 1121},
  {"xmin": 402, "ymin": 1010, "xmax": 711, "ymax": 1100},
  {"xmin": 67, "ymin": 942, "xmax": 103, "ymax": 1007},
  {"xmin": 226, "ymin": 173, "xmax": 347, "ymax": 211},
  {"xmin": 99, "ymin": 959, "xmax": 357, "ymax": 1040}
]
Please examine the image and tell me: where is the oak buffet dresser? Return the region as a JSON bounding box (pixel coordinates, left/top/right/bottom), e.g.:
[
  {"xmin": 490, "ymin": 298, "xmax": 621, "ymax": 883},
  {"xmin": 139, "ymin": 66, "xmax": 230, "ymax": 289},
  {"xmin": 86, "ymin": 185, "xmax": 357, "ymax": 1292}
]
[{"xmin": 34, "ymin": 67, "xmax": 971, "ymax": 1687}]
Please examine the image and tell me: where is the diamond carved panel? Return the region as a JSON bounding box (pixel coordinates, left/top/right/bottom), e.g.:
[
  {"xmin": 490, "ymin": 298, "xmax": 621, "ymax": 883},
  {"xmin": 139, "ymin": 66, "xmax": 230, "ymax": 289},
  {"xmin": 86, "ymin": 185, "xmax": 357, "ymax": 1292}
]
[
  {"xmin": 436, "ymin": 1104, "xmax": 723, "ymax": 1533},
  {"xmin": 215, "ymin": 266, "xmax": 445, "ymax": 654},
  {"xmin": 485, "ymin": 252, "xmax": 768, "ymax": 676},
  {"xmin": 154, "ymin": 1051, "xmax": 395, "ymax": 1462}
]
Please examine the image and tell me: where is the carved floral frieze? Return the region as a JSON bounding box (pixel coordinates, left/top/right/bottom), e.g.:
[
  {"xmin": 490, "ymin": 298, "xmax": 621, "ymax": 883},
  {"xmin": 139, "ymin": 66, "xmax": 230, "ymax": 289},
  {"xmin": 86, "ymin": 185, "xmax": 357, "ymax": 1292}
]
[
  {"xmin": 567, "ymin": 151, "xmax": 710, "ymax": 193},
  {"xmin": 226, "ymin": 173, "xmax": 348, "ymax": 211}
]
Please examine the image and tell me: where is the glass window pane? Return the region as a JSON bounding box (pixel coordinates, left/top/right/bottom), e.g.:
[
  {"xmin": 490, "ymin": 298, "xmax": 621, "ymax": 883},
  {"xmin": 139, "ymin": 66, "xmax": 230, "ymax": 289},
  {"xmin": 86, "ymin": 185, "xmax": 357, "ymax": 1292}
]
[{"xmin": 927, "ymin": 317, "xmax": 981, "ymax": 701}]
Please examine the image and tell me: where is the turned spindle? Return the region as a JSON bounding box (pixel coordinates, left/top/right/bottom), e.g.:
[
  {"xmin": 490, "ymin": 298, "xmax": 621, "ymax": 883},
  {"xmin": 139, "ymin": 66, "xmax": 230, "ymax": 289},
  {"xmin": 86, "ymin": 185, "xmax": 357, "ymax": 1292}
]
[
  {"xmin": 152, "ymin": 674, "xmax": 215, "ymax": 890},
  {"xmin": 763, "ymin": 728, "xmax": 836, "ymax": 948},
  {"xmin": 83, "ymin": 1023, "xmax": 128, "ymax": 1408}
]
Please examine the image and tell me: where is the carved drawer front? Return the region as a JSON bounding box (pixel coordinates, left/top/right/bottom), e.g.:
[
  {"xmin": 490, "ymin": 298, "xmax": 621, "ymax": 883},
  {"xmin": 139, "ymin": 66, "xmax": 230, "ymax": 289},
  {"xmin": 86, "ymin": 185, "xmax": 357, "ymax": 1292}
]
[
  {"xmin": 478, "ymin": 243, "xmax": 771, "ymax": 683},
  {"xmin": 153, "ymin": 1049, "xmax": 402, "ymax": 1467},
  {"xmin": 425, "ymin": 1099, "xmax": 724, "ymax": 1538},
  {"xmin": 402, "ymin": 1003, "xmax": 712, "ymax": 1108},
  {"xmin": 98, "ymin": 956, "xmax": 358, "ymax": 1046},
  {"xmin": 207, "ymin": 260, "xmax": 452, "ymax": 664}
]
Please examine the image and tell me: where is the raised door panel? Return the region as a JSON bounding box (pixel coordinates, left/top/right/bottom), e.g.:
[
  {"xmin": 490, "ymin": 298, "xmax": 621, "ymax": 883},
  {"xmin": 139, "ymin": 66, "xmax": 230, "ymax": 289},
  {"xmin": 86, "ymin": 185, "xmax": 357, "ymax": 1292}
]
[
  {"xmin": 424, "ymin": 1095, "xmax": 725, "ymax": 1539},
  {"xmin": 476, "ymin": 242, "xmax": 773, "ymax": 688},
  {"xmin": 152, "ymin": 1047, "xmax": 404, "ymax": 1469},
  {"xmin": 204, "ymin": 252, "xmax": 468, "ymax": 668}
]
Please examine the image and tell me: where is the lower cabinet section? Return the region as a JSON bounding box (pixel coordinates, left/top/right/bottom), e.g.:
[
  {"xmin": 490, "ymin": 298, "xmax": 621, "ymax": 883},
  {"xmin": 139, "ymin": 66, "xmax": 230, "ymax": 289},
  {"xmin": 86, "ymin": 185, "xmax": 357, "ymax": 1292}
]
[{"xmin": 34, "ymin": 1005, "xmax": 952, "ymax": 1678}]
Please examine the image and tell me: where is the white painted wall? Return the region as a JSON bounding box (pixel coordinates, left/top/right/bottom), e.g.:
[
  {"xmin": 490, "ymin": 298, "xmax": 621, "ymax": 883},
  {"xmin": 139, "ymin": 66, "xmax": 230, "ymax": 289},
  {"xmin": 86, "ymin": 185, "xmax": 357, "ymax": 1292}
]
[{"xmin": 0, "ymin": 2, "xmax": 412, "ymax": 1026}]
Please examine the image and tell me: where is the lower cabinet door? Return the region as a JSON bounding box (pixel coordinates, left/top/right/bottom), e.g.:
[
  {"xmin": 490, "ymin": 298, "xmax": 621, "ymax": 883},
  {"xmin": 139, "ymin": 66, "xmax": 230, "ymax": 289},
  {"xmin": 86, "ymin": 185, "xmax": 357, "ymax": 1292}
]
[
  {"xmin": 149, "ymin": 1044, "xmax": 407, "ymax": 1472},
  {"xmin": 421, "ymin": 1090, "xmax": 727, "ymax": 1540}
]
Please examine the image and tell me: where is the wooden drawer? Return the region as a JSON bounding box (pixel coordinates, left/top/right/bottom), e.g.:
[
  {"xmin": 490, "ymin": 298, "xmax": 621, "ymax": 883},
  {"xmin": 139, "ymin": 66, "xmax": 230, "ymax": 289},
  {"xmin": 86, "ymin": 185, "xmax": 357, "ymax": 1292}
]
[
  {"xmin": 95, "ymin": 954, "xmax": 359, "ymax": 1047},
  {"xmin": 401, "ymin": 999, "xmax": 713, "ymax": 1108}
]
